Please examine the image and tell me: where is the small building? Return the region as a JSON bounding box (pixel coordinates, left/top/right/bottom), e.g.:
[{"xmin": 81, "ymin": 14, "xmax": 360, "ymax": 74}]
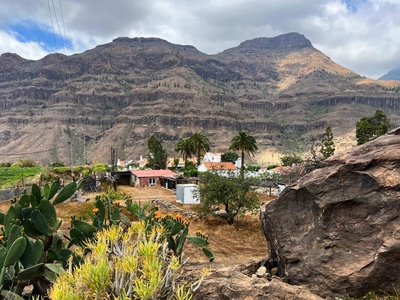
[
  {"xmin": 131, "ymin": 169, "xmax": 179, "ymax": 187},
  {"xmin": 110, "ymin": 171, "xmax": 133, "ymax": 186},
  {"xmin": 176, "ymin": 184, "xmax": 200, "ymax": 204}
]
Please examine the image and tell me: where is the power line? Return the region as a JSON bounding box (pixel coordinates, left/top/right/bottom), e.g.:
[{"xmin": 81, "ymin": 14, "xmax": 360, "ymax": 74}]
[
  {"xmin": 0, "ymin": 144, "xmax": 70, "ymax": 157},
  {"xmin": 51, "ymin": 0, "xmax": 67, "ymax": 55},
  {"xmin": 58, "ymin": 0, "xmax": 68, "ymax": 55},
  {"xmin": 47, "ymin": 0, "xmax": 58, "ymax": 51}
]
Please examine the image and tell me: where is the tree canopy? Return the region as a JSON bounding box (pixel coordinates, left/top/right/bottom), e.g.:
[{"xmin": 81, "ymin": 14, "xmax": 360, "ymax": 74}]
[
  {"xmin": 356, "ymin": 110, "xmax": 390, "ymax": 145},
  {"xmin": 174, "ymin": 138, "xmax": 195, "ymax": 170},
  {"xmin": 229, "ymin": 131, "xmax": 258, "ymax": 177},
  {"xmin": 190, "ymin": 132, "xmax": 211, "ymax": 166},
  {"xmin": 280, "ymin": 153, "xmax": 302, "ymax": 166},
  {"xmin": 147, "ymin": 135, "xmax": 168, "ymax": 169},
  {"xmin": 320, "ymin": 126, "xmax": 335, "ymax": 159},
  {"xmin": 195, "ymin": 172, "xmax": 259, "ymax": 225},
  {"xmin": 221, "ymin": 151, "xmax": 239, "ymax": 164}
]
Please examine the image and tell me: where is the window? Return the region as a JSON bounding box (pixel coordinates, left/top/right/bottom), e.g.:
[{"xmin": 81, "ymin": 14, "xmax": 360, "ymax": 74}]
[{"xmin": 149, "ymin": 178, "xmax": 156, "ymax": 186}]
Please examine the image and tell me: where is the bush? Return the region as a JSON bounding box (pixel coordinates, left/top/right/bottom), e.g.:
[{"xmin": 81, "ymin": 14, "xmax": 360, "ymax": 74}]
[
  {"xmin": 11, "ymin": 158, "xmax": 37, "ymax": 167},
  {"xmin": 50, "ymin": 222, "xmax": 210, "ymax": 300},
  {"xmin": 93, "ymin": 162, "xmax": 109, "ymax": 173},
  {"xmin": 52, "ymin": 161, "xmax": 65, "ymax": 167}
]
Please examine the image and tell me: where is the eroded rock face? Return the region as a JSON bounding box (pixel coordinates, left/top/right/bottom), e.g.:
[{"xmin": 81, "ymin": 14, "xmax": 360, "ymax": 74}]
[{"xmin": 260, "ymin": 129, "xmax": 400, "ymax": 298}]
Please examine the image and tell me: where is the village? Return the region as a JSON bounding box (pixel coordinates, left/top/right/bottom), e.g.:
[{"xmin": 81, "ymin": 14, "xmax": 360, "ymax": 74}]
[{"xmin": 105, "ymin": 151, "xmax": 290, "ymax": 204}]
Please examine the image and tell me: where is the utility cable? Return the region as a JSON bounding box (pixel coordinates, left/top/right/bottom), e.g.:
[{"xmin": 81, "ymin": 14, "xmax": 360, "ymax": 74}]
[{"xmin": 0, "ymin": 144, "xmax": 70, "ymax": 157}]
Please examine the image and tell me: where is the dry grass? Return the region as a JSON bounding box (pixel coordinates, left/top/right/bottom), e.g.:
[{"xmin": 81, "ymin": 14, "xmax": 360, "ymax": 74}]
[{"xmin": 0, "ymin": 185, "xmax": 274, "ymax": 267}]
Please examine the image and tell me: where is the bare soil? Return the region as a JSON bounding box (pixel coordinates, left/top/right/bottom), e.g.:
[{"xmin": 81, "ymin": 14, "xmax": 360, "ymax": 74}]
[{"xmin": 0, "ymin": 185, "xmax": 275, "ymax": 267}]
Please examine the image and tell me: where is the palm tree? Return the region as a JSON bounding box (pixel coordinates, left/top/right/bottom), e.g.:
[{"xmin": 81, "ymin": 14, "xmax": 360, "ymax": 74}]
[
  {"xmin": 229, "ymin": 131, "xmax": 258, "ymax": 177},
  {"xmin": 174, "ymin": 138, "xmax": 195, "ymax": 170},
  {"xmin": 190, "ymin": 132, "xmax": 211, "ymax": 166}
]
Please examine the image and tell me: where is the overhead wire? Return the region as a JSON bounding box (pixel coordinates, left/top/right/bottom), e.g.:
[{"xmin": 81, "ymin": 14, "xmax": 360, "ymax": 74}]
[
  {"xmin": 58, "ymin": 0, "xmax": 68, "ymax": 55},
  {"xmin": 51, "ymin": 0, "xmax": 67, "ymax": 55},
  {"xmin": 47, "ymin": 0, "xmax": 58, "ymax": 51},
  {"xmin": 0, "ymin": 144, "xmax": 70, "ymax": 157}
]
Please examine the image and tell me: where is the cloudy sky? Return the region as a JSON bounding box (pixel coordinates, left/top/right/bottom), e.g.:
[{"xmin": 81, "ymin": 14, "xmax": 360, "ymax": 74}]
[{"xmin": 0, "ymin": 0, "xmax": 398, "ymax": 79}]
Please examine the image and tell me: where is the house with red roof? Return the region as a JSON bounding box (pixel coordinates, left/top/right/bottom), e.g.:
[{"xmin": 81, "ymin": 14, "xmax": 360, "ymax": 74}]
[
  {"xmin": 131, "ymin": 169, "xmax": 179, "ymax": 188},
  {"xmin": 197, "ymin": 162, "xmax": 238, "ymax": 176}
]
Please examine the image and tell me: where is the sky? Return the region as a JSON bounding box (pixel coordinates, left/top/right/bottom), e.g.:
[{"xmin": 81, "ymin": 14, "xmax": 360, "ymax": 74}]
[{"xmin": 0, "ymin": 0, "xmax": 399, "ymax": 79}]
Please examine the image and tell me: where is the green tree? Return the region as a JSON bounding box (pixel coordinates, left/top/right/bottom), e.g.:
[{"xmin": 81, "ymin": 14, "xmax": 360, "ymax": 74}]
[
  {"xmin": 280, "ymin": 153, "xmax": 303, "ymax": 166},
  {"xmin": 93, "ymin": 162, "xmax": 109, "ymax": 173},
  {"xmin": 147, "ymin": 135, "xmax": 168, "ymax": 169},
  {"xmin": 190, "ymin": 132, "xmax": 211, "ymax": 166},
  {"xmin": 196, "ymin": 172, "xmax": 259, "ymax": 225},
  {"xmin": 320, "ymin": 126, "xmax": 335, "ymax": 159},
  {"xmin": 356, "ymin": 110, "xmax": 390, "ymax": 145},
  {"xmin": 11, "ymin": 158, "xmax": 37, "ymax": 167},
  {"xmin": 174, "ymin": 138, "xmax": 195, "ymax": 170},
  {"xmin": 229, "ymin": 131, "xmax": 258, "ymax": 177},
  {"xmin": 221, "ymin": 151, "xmax": 239, "ymax": 164}
]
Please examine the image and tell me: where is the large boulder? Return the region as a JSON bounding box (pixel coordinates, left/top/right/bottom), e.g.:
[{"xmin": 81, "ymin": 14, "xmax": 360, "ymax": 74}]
[{"xmin": 260, "ymin": 128, "xmax": 400, "ymax": 298}]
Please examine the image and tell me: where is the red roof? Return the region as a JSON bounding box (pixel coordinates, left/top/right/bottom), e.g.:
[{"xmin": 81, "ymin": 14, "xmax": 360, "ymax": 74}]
[
  {"xmin": 202, "ymin": 162, "xmax": 237, "ymax": 170},
  {"xmin": 131, "ymin": 169, "xmax": 178, "ymax": 178}
]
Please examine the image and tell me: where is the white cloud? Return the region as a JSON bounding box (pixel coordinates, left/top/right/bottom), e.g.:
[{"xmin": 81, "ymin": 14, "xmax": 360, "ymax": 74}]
[
  {"xmin": 0, "ymin": 30, "xmax": 48, "ymax": 60},
  {"xmin": 0, "ymin": 0, "xmax": 399, "ymax": 79}
]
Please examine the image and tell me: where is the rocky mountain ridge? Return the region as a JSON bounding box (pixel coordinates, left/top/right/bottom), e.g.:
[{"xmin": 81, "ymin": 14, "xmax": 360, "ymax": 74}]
[{"xmin": 0, "ymin": 32, "xmax": 400, "ymax": 165}]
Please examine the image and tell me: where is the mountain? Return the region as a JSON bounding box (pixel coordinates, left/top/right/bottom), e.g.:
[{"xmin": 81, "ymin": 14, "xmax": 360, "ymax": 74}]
[
  {"xmin": 0, "ymin": 32, "xmax": 400, "ymax": 166},
  {"xmin": 379, "ymin": 67, "xmax": 400, "ymax": 80}
]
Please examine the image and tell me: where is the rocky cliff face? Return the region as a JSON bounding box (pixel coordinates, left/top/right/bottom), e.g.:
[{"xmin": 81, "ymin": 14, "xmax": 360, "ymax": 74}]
[
  {"xmin": 260, "ymin": 128, "xmax": 400, "ymax": 298},
  {"xmin": 0, "ymin": 32, "xmax": 400, "ymax": 164}
]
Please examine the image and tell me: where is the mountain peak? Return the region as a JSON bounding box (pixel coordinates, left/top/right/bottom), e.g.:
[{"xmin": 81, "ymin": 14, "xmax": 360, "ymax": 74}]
[
  {"xmin": 237, "ymin": 32, "xmax": 313, "ymax": 51},
  {"xmin": 379, "ymin": 67, "xmax": 400, "ymax": 80}
]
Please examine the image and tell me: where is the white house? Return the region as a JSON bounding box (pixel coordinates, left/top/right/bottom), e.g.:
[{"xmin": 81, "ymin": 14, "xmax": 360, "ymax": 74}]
[{"xmin": 197, "ymin": 162, "xmax": 238, "ymax": 176}]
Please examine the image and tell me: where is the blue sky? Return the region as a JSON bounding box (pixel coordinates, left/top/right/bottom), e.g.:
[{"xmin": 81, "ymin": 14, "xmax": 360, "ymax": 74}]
[
  {"xmin": 0, "ymin": 0, "xmax": 399, "ymax": 79},
  {"xmin": 7, "ymin": 22, "xmax": 72, "ymax": 53}
]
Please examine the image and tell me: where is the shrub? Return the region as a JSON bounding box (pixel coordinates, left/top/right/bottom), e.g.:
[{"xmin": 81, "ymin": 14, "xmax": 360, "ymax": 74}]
[
  {"xmin": 11, "ymin": 158, "xmax": 37, "ymax": 168},
  {"xmin": 93, "ymin": 162, "xmax": 109, "ymax": 173},
  {"xmin": 50, "ymin": 222, "xmax": 210, "ymax": 299}
]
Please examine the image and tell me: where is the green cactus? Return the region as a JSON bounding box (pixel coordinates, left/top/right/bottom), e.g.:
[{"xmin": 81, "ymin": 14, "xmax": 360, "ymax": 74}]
[
  {"xmin": 68, "ymin": 188, "xmax": 127, "ymax": 249},
  {"xmin": 0, "ymin": 177, "xmax": 85, "ymax": 298}
]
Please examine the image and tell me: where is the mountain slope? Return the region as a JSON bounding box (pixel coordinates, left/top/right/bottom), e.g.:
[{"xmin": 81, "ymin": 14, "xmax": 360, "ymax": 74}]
[
  {"xmin": 0, "ymin": 33, "xmax": 400, "ymax": 165},
  {"xmin": 379, "ymin": 67, "xmax": 400, "ymax": 80}
]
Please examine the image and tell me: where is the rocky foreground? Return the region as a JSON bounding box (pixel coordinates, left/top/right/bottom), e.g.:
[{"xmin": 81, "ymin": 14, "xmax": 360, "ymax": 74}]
[
  {"xmin": 260, "ymin": 128, "xmax": 400, "ymax": 298},
  {"xmin": 187, "ymin": 129, "xmax": 400, "ymax": 299}
]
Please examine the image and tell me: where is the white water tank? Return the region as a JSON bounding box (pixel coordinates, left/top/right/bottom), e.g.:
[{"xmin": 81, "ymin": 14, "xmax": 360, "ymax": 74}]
[{"xmin": 176, "ymin": 184, "xmax": 200, "ymax": 204}]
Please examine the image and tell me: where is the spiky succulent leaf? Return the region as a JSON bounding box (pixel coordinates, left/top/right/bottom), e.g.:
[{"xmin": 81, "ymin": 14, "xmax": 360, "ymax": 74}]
[
  {"xmin": 21, "ymin": 219, "xmax": 42, "ymax": 239},
  {"xmin": 16, "ymin": 263, "xmax": 45, "ymax": 281},
  {"xmin": 52, "ymin": 181, "xmax": 77, "ymax": 205},
  {"xmin": 31, "ymin": 184, "xmax": 42, "ymax": 203},
  {"xmin": 6, "ymin": 225, "xmax": 21, "ymax": 251},
  {"xmin": 19, "ymin": 194, "xmax": 30, "ymax": 208},
  {"xmin": 0, "ymin": 290, "xmax": 24, "ymax": 300},
  {"xmin": 48, "ymin": 180, "xmax": 61, "ymax": 201},
  {"xmin": 39, "ymin": 199, "xmax": 57, "ymax": 229},
  {"xmin": 4, "ymin": 206, "xmax": 18, "ymax": 236},
  {"xmin": 31, "ymin": 210, "xmax": 50, "ymax": 236},
  {"xmin": 20, "ymin": 246, "xmax": 33, "ymax": 271},
  {"xmin": 4, "ymin": 237, "xmax": 27, "ymax": 267},
  {"xmin": 202, "ymin": 247, "xmax": 215, "ymax": 262},
  {"xmin": 186, "ymin": 236, "xmax": 208, "ymax": 247},
  {"xmin": 72, "ymin": 220, "xmax": 97, "ymax": 237}
]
